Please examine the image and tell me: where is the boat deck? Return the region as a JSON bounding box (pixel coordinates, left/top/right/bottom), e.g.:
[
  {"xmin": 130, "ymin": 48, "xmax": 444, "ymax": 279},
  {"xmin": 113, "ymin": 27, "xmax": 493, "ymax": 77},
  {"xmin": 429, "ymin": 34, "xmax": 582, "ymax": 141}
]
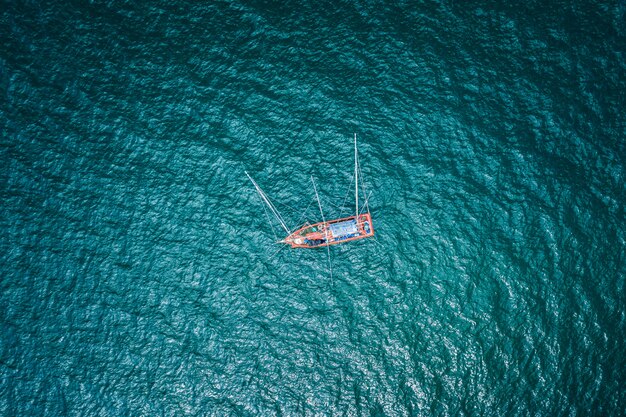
[{"xmin": 284, "ymin": 213, "xmax": 374, "ymax": 248}]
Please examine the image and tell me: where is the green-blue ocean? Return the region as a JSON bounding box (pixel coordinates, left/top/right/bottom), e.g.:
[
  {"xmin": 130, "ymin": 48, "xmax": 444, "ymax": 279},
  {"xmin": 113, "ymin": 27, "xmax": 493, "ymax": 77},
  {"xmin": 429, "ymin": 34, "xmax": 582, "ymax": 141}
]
[{"xmin": 1, "ymin": 1, "xmax": 625, "ymax": 415}]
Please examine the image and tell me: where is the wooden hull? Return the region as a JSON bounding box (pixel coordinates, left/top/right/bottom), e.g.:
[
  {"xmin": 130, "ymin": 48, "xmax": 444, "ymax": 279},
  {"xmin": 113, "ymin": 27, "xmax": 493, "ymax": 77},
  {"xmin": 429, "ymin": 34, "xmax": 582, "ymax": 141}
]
[{"xmin": 284, "ymin": 213, "xmax": 374, "ymax": 248}]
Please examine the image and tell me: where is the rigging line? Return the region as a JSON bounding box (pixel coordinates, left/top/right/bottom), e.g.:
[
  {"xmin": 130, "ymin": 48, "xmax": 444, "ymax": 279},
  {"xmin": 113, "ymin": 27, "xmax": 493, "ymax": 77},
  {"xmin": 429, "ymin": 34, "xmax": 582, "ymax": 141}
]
[
  {"xmin": 324, "ymin": 199, "xmax": 345, "ymax": 213},
  {"xmin": 311, "ymin": 176, "xmax": 326, "ymax": 225},
  {"xmin": 338, "ymin": 172, "xmax": 355, "ymax": 217},
  {"xmin": 245, "ymin": 172, "xmax": 291, "ymax": 234},
  {"xmin": 268, "ymin": 242, "xmax": 289, "ymax": 261},
  {"xmin": 354, "ymin": 133, "xmax": 358, "ymax": 217},
  {"xmin": 311, "ymin": 175, "xmax": 326, "ymax": 226},
  {"xmin": 258, "ymin": 191, "xmax": 279, "ymax": 242},
  {"xmin": 357, "ymin": 152, "xmax": 368, "ymax": 212},
  {"xmin": 274, "ymin": 185, "xmax": 322, "ymax": 225},
  {"xmin": 259, "ymin": 187, "xmax": 289, "ymax": 232},
  {"xmin": 371, "ymin": 234, "xmax": 385, "ymax": 250},
  {"xmin": 245, "ymin": 169, "xmax": 278, "ymax": 240},
  {"xmin": 359, "ymin": 191, "xmax": 373, "ymax": 216},
  {"xmin": 294, "ymin": 197, "xmax": 315, "ymax": 227},
  {"xmin": 274, "ymin": 198, "xmax": 302, "ymax": 218},
  {"xmin": 311, "ymin": 176, "xmax": 333, "ymax": 281},
  {"xmin": 262, "ymin": 189, "xmax": 291, "ymax": 233}
]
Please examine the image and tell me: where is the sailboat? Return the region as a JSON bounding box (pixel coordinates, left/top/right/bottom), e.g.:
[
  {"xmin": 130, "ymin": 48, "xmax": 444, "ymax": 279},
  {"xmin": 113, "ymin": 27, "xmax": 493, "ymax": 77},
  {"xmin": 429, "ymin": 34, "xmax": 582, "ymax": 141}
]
[{"xmin": 246, "ymin": 134, "xmax": 374, "ymax": 249}]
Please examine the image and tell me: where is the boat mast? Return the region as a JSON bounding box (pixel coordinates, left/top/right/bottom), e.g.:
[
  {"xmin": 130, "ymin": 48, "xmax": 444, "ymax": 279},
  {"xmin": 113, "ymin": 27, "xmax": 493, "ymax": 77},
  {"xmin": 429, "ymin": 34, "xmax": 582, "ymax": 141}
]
[
  {"xmin": 245, "ymin": 171, "xmax": 291, "ymax": 235},
  {"xmin": 354, "ymin": 133, "xmax": 358, "ymax": 218}
]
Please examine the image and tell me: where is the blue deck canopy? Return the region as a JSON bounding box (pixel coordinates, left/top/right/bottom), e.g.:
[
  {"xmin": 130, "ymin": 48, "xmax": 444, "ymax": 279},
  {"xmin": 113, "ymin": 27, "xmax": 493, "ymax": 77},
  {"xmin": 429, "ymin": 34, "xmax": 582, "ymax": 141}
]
[{"xmin": 329, "ymin": 220, "xmax": 358, "ymax": 238}]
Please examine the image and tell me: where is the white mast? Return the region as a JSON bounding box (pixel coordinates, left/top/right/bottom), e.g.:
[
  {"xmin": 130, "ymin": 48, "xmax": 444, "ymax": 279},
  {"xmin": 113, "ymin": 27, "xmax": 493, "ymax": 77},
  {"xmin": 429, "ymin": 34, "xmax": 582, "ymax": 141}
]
[
  {"xmin": 354, "ymin": 133, "xmax": 358, "ymax": 218},
  {"xmin": 245, "ymin": 171, "xmax": 291, "ymax": 235}
]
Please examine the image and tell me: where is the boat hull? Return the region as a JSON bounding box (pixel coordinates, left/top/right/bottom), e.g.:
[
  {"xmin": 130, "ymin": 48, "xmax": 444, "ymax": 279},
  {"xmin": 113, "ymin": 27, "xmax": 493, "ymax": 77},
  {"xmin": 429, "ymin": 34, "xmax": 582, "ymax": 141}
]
[{"xmin": 284, "ymin": 213, "xmax": 374, "ymax": 248}]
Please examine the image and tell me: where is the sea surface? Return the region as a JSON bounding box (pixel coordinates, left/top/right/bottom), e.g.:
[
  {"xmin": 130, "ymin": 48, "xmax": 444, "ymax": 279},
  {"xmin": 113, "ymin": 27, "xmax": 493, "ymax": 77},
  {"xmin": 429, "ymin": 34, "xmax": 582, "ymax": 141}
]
[{"xmin": 1, "ymin": 1, "xmax": 625, "ymax": 416}]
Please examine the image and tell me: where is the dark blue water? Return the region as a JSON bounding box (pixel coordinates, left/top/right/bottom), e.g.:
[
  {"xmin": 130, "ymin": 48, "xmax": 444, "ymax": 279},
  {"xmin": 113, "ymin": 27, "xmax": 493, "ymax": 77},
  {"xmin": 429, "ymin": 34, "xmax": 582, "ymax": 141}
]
[{"xmin": 2, "ymin": 1, "xmax": 625, "ymax": 415}]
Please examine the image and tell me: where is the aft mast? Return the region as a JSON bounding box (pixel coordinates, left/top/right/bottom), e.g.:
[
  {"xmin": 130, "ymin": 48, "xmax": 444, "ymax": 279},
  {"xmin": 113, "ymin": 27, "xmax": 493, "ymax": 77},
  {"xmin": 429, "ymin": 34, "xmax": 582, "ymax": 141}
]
[{"xmin": 354, "ymin": 133, "xmax": 358, "ymax": 218}]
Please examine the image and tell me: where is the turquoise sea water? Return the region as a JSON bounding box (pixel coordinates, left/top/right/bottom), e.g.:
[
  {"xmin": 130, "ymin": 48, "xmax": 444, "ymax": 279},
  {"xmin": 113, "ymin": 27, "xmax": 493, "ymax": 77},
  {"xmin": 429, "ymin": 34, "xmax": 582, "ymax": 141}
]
[{"xmin": 1, "ymin": 1, "xmax": 625, "ymax": 415}]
